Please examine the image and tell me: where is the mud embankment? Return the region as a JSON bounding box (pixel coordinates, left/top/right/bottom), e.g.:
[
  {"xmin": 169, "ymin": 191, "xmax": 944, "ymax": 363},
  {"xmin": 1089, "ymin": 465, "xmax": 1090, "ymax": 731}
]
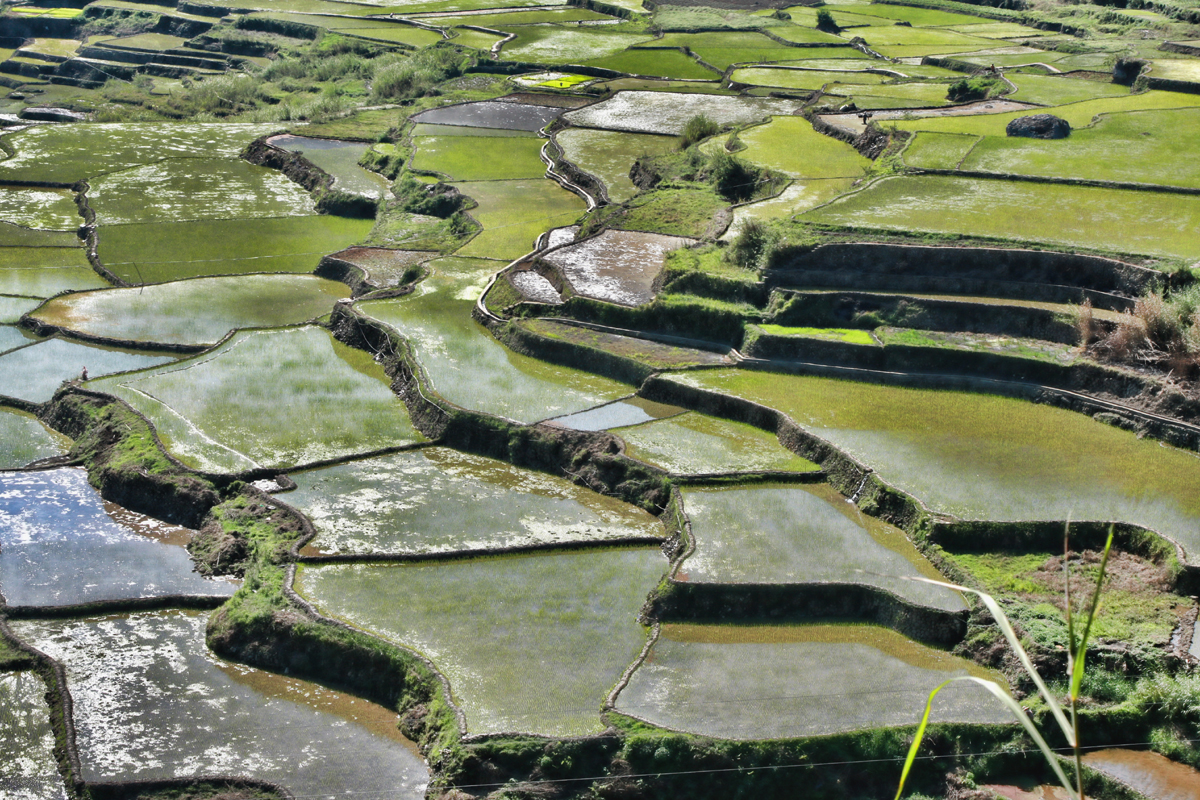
[{"xmin": 242, "ymin": 136, "xmax": 377, "ymax": 219}]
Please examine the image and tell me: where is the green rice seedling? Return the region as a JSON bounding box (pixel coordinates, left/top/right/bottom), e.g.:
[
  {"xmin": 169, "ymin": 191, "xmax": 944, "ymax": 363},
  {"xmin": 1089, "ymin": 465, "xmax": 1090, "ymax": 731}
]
[{"xmin": 895, "ymin": 527, "xmax": 1114, "ymax": 800}]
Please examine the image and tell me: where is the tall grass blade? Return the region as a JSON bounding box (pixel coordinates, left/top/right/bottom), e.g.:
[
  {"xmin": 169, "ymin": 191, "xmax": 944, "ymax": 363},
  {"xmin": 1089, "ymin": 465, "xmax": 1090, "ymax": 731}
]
[
  {"xmin": 893, "ymin": 676, "xmax": 1078, "ymax": 800},
  {"xmin": 907, "ymin": 577, "xmax": 1075, "ymax": 744},
  {"xmin": 1070, "ymin": 528, "xmax": 1114, "ymax": 699}
]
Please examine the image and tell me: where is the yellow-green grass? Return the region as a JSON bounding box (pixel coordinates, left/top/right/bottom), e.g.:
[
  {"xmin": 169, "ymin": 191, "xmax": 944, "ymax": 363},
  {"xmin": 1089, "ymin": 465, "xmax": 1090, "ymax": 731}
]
[
  {"xmin": 93, "ymin": 326, "xmax": 424, "ymax": 472},
  {"xmin": 296, "ymin": 108, "xmax": 402, "ymax": 141},
  {"xmin": 9, "ymin": 6, "xmax": 81, "ymax": 17},
  {"xmin": 452, "ymin": 179, "xmax": 587, "ymax": 260},
  {"xmin": 556, "ymin": 128, "xmax": 679, "ymax": 202},
  {"xmin": 620, "ymin": 187, "xmax": 728, "ymax": 238},
  {"xmin": 731, "ymin": 66, "xmax": 890, "ymax": 91},
  {"xmin": 615, "ymin": 623, "xmax": 1008, "ymax": 738},
  {"xmin": 1148, "ymin": 59, "xmax": 1200, "ymax": 83},
  {"xmin": 0, "ymin": 122, "xmax": 279, "ymax": 183},
  {"xmin": 289, "ymin": 447, "xmax": 663, "ymax": 556},
  {"xmin": 94, "ymin": 32, "xmax": 187, "ymax": 51},
  {"xmin": 757, "ymin": 25, "xmax": 847, "ymax": 44},
  {"xmin": 855, "ymin": 25, "xmax": 998, "ymax": 50},
  {"xmin": 410, "ymin": 133, "xmax": 546, "ymax": 180},
  {"xmin": 724, "ymin": 178, "xmax": 857, "ymax": 234},
  {"xmin": 804, "ymin": 174, "xmax": 1200, "ymax": 261},
  {"xmin": 0, "ymin": 406, "xmax": 68, "ymax": 469},
  {"xmin": 410, "ymin": 123, "xmax": 530, "ymax": 138},
  {"xmin": 584, "ymin": 48, "xmax": 720, "ymax": 80},
  {"xmin": 941, "ymin": 22, "xmax": 1046, "ymax": 38},
  {"xmin": 679, "ymin": 483, "xmax": 962, "ymax": 610},
  {"xmin": 959, "ymin": 108, "xmax": 1200, "ymax": 189},
  {"xmin": 613, "ymin": 411, "xmax": 818, "ymax": 474},
  {"xmin": 17, "ymin": 38, "xmax": 81, "ymax": 58},
  {"xmin": 448, "ymin": 27, "xmax": 503, "ymax": 50},
  {"xmin": 1005, "ymin": 73, "xmax": 1130, "ymax": 106},
  {"xmin": 537, "ymin": 73, "xmax": 594, "ymax": 89},
  {"xmin": 736, "ymin": 116, "xmax": 870, "ymax": 179},
  {"xmin": 665, "ymin": 369, "xmax": 1200, "ymax": 559},
  {"xmin": 88, "ymin": 158, "xmax": 316, "ymax": 225},
  {"xmin": 890, "ymin": 90, "xmax": 1200, "ymax": 137},
  {"xmin": 841, "ymin": 3, "xmax": 988, "ymax": 26},
  {"xmin": 12, "ymin": 611, "xmax": 429, "ymax": 796},
  {"xmin": 100, "ymin": 215, "xmax": 374, "ymax": 284},
  {"xmin": 359, "ymin": 258, "xmax": 630, "ymax": 423},
  {"xmin": 901, "ymin": 131, "xmax": 980, "ymax": 170},
  {"xmin": 829, "ymin": 80, "xmax": 954, "ymax": 106},
  {"xmin": 31, "ymin": 274, "xmax": 349, "ymax": 347},
  {"xmin": 653, "ymin": 31, "xmax": 802, "ymax": 70},
  {"xmin": 781, "ymin": 7, "xmax": 902, "ymax": 27},
  {"xmin": 248, "ymin": 13, "xmax": 446, "ymax": 46},
  {"xmin": 757, "ymin": 324, "xmax": 876, "ymax": 344},
  {"xmin": 0, "ymin": 337, "xmax": 176, "ymax": 403},
  {"xmin": 296, "ymin": 548, "xmax": 667, "ymax": 736},
  {"xmin": 499, "ymin": 26, "xmax": 648, "ymax": 63},
  {"xmin": 421, "ymin": 7, "xmax": 614, "ymax": 26},
  {"xmin": 0, "ymin": 224, "xmax": 79, "ymax": 249},
  {"xmin": 0, "ymin": 247, "xmax": 106, "ymax": 298}
]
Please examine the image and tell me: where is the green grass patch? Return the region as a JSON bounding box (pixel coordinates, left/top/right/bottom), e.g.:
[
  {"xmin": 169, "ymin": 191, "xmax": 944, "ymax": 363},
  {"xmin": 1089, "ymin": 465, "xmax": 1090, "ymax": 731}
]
[
  {"xmin": 842, "ymin": 3, "xmax": 986, "ymax": 26},
  {"xmin": 453, "ymin": 179, "xmax": 587, "ymax": 260},
  {"xmin": 556, "ymin": 128, "xmax": 679, "ymax": 203},
  {"xmin": 902, "ymin": 131, "xmax": 980, "ymax": 170},
  {"xmin": 1005, "ymin": 72, "xmax": 1131, "ymax": 106},
  {"xmin": 295, "ymin": 108, "xmax": 402, "ymax": 141},
  {"xmin": 410, "ymin": 133, "xmax": 546, "ymax": 180},
  {"xmin": 803, "ymin": 174, "xmax": 1200, "ymax": 261},
  {"xmin": 757, "ymin": 324, "xmax": 876, "ymax": 344},
  {"xmin": 731, "ymin": 67, "xmax": 889, "ymax": 91},
  {"xmin": 620, "ymin": 187, "xmax": 728, "ymax": 238},
  {"xmin": 735, "ymin": 116, "xmax": 870, "ymax": 180},
  {"xmin": 584, "ymin": 48, "xmax": 719, "ymax": 80}
]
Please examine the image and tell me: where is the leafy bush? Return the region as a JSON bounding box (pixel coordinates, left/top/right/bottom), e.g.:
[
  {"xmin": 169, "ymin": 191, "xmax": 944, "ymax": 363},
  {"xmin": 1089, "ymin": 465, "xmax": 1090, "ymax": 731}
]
[
  {"xmin": 725, "ymin": 219, "xmax": 778, "ymax": 270},
  {"xmin": 946, "ymin": 77, "xmax": 1000, "ymax": 102},
  {"xmin": 678, "ymin": 114, "xmax": 720, "ymax": 149},
  {"xmin": 815, "ymin": 8, "xmax": 839, "ymax": 32},
  {"xmin": 371, "ymin": 45, "xmax": 469, "ymax": 101}
]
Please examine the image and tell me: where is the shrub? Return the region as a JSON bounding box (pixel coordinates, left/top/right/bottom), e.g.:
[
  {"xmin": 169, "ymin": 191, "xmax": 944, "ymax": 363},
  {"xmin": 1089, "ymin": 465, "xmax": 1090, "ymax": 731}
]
[
  {"xmin": 815, "ymin": 8, "xmax": 839, "ymax": 32},
  {"xmin": 946, "ymin": 77, "xmax": 1000, "ymax": 102},
  {"xmin": 678, "ymin": 114, "xmax": 719, "ymax": 149},
  {"xmin": 725, "ymin": 219, "xmax": 778, "ymax": 271},
  {"xmin": 371, "ymin": 45, "xmax": 468, "ymax": 101}
]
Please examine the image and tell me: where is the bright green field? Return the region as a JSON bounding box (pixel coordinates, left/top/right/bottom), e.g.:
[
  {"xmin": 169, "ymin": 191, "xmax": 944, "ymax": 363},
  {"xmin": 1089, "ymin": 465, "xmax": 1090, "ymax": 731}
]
[
  {"xmin": 584, "ymin": 48, "xmax": 720, "ymax": 80},
  {"xmin": 766, "ymin": 26, "xmax": 849, "ymax": 44},
  {"xmin": 99, "ymin": 215, "xmax": 374, "ymax": 284},
  {"xmin": 422, "ymin": 7, "xmax": 614, "ymax": 26},
  {"xmin": 725, "ymin": 178, "xmax": 857, "ymax": 231},
  {"xmin": 842, "ymin": 3, "xmax": 986, "ymax": 26},
  {"xmin": 31, "ymin": 275, "xmax": 348, "ymax": 347},
  {"xmin": 891, "ymin": 90, "xmax": 1200, "ymax": 137},
  {"xmin": 960, "ymin": 108, "xmax": 1200, "ymax": 189},
  {"xmin": 452, "ymin": 179, "xmax": 587, "ymax": 260},
  {"xmin": 804, "ymin": 174, "xmax": 1200, "ymax": 260},
  {"xmin": 0, "ymin": 247, "xmax": 108, "ymax": 298},
  {"xmin": 731, "ymin": 67, "xmax": 889, "ymax": 91},
  {"xmin": 88, "ymin": 159, "xmax": 315, "ymax": 225},
  {"xmin": 613, "ymin": 411, "xmax": 818, "ymax": 474},
  {"xmin": 448, "ymin": 27, "xmax": 504, "ymax": 51},
  {"xmin": 830, "ymin": 80, "xmax": 953, "ymax": 107},
  {"xmin": 1148, "ymin": 59, "xmax": 1200, "ymax": 83},
  {"xmin": 667, "ymin": 370, "xmax": 1200, "ymax": 560},
  {"xmin": 0, "ymin": 406, "xmax": 68, "ymax": 469},
  {"xmin": 679, "ymin": 483, "xmax": 963, "ymax": 610},
  {"xmin": 615, "ymin": 623, "xmax": 1008, "ymax": 738},
  {"xmin": 288, "ymin": 447, "xmax": 663, "ymax": 556},
  {"xmin": 0, "ymin": 224, "xmax": 79, "ymax": 249},
  {"xmin": 556, "ymin": 128, "xmax": 679, "ymax": 203},
  {"xmin": 654, "ymin": 31, "xmax": 801, "ymax": 70},
  {"xmin": 757, "ymin": 325, "xmax": 876, "ymax": 343},
  {"xmin": 296, "ymin": 548, "xmax": 667, "ymax": 736},
  {"xmin": 1005, "ymin": 73, "xmax": 1131, "ymax": 106},
  {"xmin": 410, "ymin": 134, "xmax": 546, "ymax": 180},
  {"xmin": 250, "ymin": 13, "xmax": 445, "ymax": 46},
  {"xmin": 736, "ymin": 116, "xmax": 870, "ymax": 179},
  {"xmin": 0, "ymin": 123, "xmax": 278, "ymax": 183},
  {"xmin": 93, "ymin": 326, "xmax": 424, "ymax": 472},
  {"xmin": 901, "ymin": 132, "xmax": 980, "ymax": 170},
  {"xmin": 359, "ymin": 258, "xmax": 630, "ymax": 423}
]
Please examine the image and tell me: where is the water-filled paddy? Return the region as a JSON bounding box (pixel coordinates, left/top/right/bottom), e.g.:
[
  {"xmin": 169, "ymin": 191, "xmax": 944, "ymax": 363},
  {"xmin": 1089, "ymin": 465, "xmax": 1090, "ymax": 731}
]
[
  {"xmin": 452, "ymin": 178, "xmax": 588, "ymax": 260},
  {"xmin": 268, "ymin": 134, "xmax": 390, "ymax": 198},
  {"xmin": 411, "ymin": 99, "xmax": 567, "ymax": 131},
  {"xmin": 543, "ymin": 229, "xmax": 692, "ymax": 306},
  {"xmin": 0, "ymin": 670, "xmax": 67, "ymax": 800},
  {"xmin": 289, "ymin": 446, "xmax": 663, "ymax": 556},
  {"xmin": 0, "ymin": 186, "xmax": 80, "ymax": 231},
  {"xmin": 93, "ymin": 326, "xmax": 424, "ymax": 472},
  {"xmin": 100, "ymin": 215, "xmax": 375, "ymax": 284},
  {"xmin": 666, "ymin": 370, "xmax": 1200, "ymax": 560},
  {"xmin": 0, "ymin": 468, "xmax": 236, "ymax": 607},
  {"xmin": 613, "ymin": 412, "xmax": 817, "ymax": 475},
  {"xmin": 11, "ymin": 610, "xmax": 429, "ymax": 798},
  {"xmin": 615, "ymin": 623, "xmax": 1009, "ymax": 738},
  {"xmin": 563, "ymin": 90, "xmax": 801, "ymax": 135},
  {"xmin": 547, "ymin": 395, "xmax": 684, "ymax": 431},
  {"xmin": 555, "ymin": 128, "xmax": 678, "ymax": 203},
  {"xmin": 731, "ymin": 67, "xmax": 891, "ymax": 91},
  {"xmin": 31, "ymin": 274, "xmax": 349, "ymax": 347},
  {"xmin": 0, "ymin": 337, "xmax": 176, "ymax": 403},
  {"xmin": 0, "ymin": 323, "xmax": 32, "ymax": 350},
  {"xmin": 679, "ymin": 483, "xmax": 963, "ymax": 610},
  {"xmin": 1082, "ymin": 749, "xmax": 1200, "ymax": 800},
  {"xmin": 0, "ymin": 247, "xmax": 106, "ymax": 298},
  {"xmin": 329, "ymin": 246, "xmax": 434, "ymax": 287},
  {"xmin": 804, "ymin": 174, "xmax": 1200, "ymax": 260},
  {"xmin": 0, "ymin": 407, "xmax": 67, "ymax": 469},
  {"xmin": 724, "ymin": 178, "xmax": 858, "ymax": 235},
  {"xmin": 359, "ymin": 258, "xmax": 629, "ymax": 422},
  {"xmin": 410, "ymin": 133, "xmax": 546, "ymax": 180},
  {"xmin": 297, "ymin": 547, "xmax": 667, "ymax": 736},
  {"xmin": 0, "ymin": 123, "xmax": 279, "ymax": 183}
]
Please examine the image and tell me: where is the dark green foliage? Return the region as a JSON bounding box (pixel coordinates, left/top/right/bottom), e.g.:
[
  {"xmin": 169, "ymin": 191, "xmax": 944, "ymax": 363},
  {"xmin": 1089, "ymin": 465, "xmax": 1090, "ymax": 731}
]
[
  {"xmin": 815, "ymin": 8, "xmax": 840, "ymax": 32},
  {"xmin": 947, "ymin": 77, "xmax": 1001, "ymax": 102},
  {"xmin": 679, "ymin": 114, "xmax": 720, "ymax": 149},
  {"xmin": 371, "ymin": 44, "xmax": 472, "ymax": 101},
  {"xmin": 392, "ymin": 172, "xmax": 469, "ymax": 217},
  {"xmin": 725, "ymin": 219, "xmax": 779, "ymax": 270}
]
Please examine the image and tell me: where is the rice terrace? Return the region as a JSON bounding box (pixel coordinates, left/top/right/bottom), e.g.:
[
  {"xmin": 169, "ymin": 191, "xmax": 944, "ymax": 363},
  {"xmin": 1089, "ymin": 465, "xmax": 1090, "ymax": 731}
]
[{"xmin": 5, "ymin": 0, "xmax": 1200, "ymax": 796}]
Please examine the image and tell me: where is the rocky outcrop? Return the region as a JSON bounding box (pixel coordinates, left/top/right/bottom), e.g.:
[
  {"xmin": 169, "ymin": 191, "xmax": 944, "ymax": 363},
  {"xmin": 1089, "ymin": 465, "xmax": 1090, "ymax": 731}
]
[{"xmin": 1005, "ymin": 114, "xmax": 1070, "ymax": 139}]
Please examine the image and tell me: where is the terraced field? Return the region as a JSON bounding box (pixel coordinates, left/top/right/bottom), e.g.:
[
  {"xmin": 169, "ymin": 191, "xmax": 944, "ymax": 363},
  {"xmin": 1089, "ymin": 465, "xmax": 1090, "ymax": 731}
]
[{"xmin": 2, "ymin": 0, "xmax": 1199, "ymax": 798}]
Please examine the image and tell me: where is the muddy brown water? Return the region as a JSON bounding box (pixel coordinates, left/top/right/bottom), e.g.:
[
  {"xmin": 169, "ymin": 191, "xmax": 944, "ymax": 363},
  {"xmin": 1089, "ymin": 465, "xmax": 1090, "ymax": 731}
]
[{"xmin": 1083, "ymin": 749, "xmax": 1200, "ymax": 800}]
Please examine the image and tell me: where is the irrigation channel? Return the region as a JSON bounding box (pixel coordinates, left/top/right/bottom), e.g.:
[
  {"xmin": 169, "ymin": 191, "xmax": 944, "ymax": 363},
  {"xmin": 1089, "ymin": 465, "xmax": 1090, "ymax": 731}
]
[{"xmin": 4, "ymin": 2, "xmax": 1200, "ymax": 798}]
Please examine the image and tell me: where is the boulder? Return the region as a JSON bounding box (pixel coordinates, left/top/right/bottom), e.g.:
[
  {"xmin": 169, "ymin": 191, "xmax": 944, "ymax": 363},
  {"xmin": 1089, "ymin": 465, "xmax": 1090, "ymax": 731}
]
[
  {"xmin": 1005, "ymin": 113, "xmax": 1070, "ymax": 139},
  {"xmin": 18, "ymin": 107, "xmax": 86, "ymax": 122}
]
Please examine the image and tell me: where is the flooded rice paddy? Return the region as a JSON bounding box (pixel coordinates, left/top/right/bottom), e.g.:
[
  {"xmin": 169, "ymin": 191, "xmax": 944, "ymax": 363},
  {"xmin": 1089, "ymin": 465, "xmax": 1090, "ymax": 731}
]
[
  {"xmin": 297, "ymin": 547, "xmax": 667, "ymax": 736},
  {"xmin": 0, "ymin": 670, "xmax": 67, "ymax": 800},
  {"xmin": 268, "ymin": 135, "xmax": 390, "ymax": 198},
  {"xmin": 0, "ymin": 469, "xmax": 236, "ymax": 607},
  {"xmin": 328, "ymin": 246, "xmax": 436, "ymax": 287},
  {"xmin": 31, "ymin": 274, "xmax": 350, "ymax": 347},
  {"xmin": 0, "ymin": 186, "xmax": 80, "ymax": 231},
  {"xmin": 563, "ymin": 91, "xmax": 802, "ymax": 135},
  {"xmin": 410, "ymin": 100, "xmax": 567, "ymax": 131},
  {"xmin": 0, "ymin": 407, "xmax": 66, "ymax": 469},
  {"xmin": 0, "ymin": 247, "xmax": 106, "ymax": 298},
  {"xmin": 668, "ymin": 371, "xmax": 1200, "ymax": 560},
  {"xmin": 677, "ymin": 483, "xmax": 964, "ymax": 611},
  {"xmin": 613, "ymin": 412, "xmax": 818, "ymax": 475},
  {"xmin": 92, "ymin": 326, "xmax": 424, "ymax": 472},
  {"xmin": 288, "ymin": 446, "xmax": 663, "ymax": 556},
  {"xmin": 615, "ymin": 623, "xmax": 1009, "ymax": 738},
  {"xmin": 11, "ymin": 610, "xmax": 429, "ymax": 798},
  {"xmin": 547, "ymin": 395, "xmax": 684, "ymax": 431},
  {"xmin": 554, "ymin": 128, "xmax": 678, "ymax": 202},
  {"xmin": 359, "ymin": 258, "xmax": 629, "ymax": 423},
  {"xmin": 0, "ymin": 336, "xmax": 177, "ymax": 403},
  {"xmin": 1082, "ymin": 749, "xmax": 1200, "ymax": 800},
  {"xmin": 451, "ymin": 178, "xmax": 588, "ymax": 260},
  {"xmin": 542, "ymin": 229, "xmax": 693, "ymax": 306}
]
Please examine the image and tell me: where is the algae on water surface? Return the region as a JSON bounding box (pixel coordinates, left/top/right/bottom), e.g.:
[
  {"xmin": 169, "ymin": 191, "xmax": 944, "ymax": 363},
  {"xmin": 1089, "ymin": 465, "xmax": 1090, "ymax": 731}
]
[
  {"xmin": 0, "ymin": 670, "xmax": 67, "ymax": 800},
  {"xmin": 297, "ymin": 547, "xmax": 667, "ymax": 736},
  {"xmin": 613, "ymin": 412, "xmax": 817, "ymax": 475}
]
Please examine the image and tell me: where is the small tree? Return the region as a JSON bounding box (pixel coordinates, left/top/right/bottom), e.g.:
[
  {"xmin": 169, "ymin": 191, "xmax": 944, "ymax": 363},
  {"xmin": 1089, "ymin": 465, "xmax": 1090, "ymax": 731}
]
[{"xmin": 815, "ymin": 8, "xmax": 839, "ymax": 32}]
